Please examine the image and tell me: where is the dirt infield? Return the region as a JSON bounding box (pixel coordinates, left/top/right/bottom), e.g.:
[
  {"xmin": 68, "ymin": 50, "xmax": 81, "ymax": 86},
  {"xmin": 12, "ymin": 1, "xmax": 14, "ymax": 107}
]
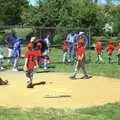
[{"xmin": 0, "ymin": 71, "xmax": 120, "ymax": 108}]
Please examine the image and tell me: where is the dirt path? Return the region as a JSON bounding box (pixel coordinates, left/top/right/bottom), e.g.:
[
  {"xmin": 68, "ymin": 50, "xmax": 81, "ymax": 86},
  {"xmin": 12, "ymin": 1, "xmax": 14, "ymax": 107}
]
[{"xmin": 0, "ymin": 71, "xmax": 120, "ymax": 108}]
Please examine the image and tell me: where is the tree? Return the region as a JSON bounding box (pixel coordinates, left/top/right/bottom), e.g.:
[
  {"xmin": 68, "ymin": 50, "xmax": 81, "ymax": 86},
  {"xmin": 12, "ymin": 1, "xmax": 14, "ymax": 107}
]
[{"xmin": 0, "ymin": 0, "xmax": 29, "ymax": 25}]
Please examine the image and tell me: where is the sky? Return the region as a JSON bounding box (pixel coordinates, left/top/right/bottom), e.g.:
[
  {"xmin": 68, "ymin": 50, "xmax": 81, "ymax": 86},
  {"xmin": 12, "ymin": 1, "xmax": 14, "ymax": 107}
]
[
  {"xmin": 29, "ymin": 0, "xmax": 120, "ymax": 5},
  {"xmin": 29, "ymin": 0, "xmax": 106, "ymax": 5}
]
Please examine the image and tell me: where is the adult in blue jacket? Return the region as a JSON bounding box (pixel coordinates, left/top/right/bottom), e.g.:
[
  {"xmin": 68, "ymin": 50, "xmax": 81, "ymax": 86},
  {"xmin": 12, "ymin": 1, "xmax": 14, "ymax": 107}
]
[{"xmin": 11, "ymin": 38, "xmax": 22, "ymax": 72}]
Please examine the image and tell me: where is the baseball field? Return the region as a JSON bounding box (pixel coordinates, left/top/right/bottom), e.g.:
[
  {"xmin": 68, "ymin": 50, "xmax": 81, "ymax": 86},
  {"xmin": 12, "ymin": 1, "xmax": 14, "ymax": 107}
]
[{"xmin": 0, "ymin": 48, "xmax": 120, "ymax": 119}]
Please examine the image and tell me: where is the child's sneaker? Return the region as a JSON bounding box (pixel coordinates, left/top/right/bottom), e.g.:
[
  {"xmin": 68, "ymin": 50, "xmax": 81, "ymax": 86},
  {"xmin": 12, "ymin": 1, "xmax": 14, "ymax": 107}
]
[
  {"xmin": 27, "ymin": 83, "xmax": 33, "ymax": 88},
  {"xmin": 0, "ymin": 67, "xmax": 4, "ymax": 70},
  {"xmin": 69, "ymin": 75, "xmax": 76, "ymax": 79},
  {"xmin": 44, "ymin": 67, "xmax": 47, "ymax": 70},
  {"xmin": 80, "ymin": 75, "xmax": 90, "ymax": 79},
  {"xmin": 12, "ymin": 68, "xmax": 18, "ymax": 72}
]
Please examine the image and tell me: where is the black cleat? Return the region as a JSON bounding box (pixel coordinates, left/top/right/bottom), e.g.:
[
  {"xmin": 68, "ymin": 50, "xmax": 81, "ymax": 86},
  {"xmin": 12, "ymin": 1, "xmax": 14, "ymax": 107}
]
[
  {"xmin": 27, "ymin": 83, "xmax": 33, "ymax": 88},
  {"xmin": 69, "ymin": 76, "xmax": 76, "ymax": 79},
  {"xmin": 80, "ymin": 75, "xmax": 91, "ymax": 79}
]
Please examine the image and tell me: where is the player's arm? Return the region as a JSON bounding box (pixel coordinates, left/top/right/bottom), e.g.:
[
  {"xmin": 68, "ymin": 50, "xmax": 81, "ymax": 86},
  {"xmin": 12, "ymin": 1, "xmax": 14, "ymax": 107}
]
[
  {"xmin": 34, "ymin": 60, "xmax": 39, "ymax": 70},
  {"xmin": 79, "ymin": 53, "xmax": 84, "ymax": 61},
  {"xmin": 23, "ymin": 58, "xmax": 28, "ymax": 71}
]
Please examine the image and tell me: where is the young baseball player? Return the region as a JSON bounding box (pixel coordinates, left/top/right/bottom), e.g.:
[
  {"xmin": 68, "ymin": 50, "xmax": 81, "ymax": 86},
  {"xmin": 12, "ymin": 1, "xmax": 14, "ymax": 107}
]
[
  {"xmin": 95, "ymin": 39, "xmax": 104, "ymax": 63},
  {"xmin": 70, "ymin": 38, "xmax": 89, "ymax": 79},
  {"xmin": 24, "ymin": 43, "xmax": 38, "ymax": 88},
  {"xmin": 62, "ymin": 40, "xmax": 69, "ymax": 63},
  {"xmin": 106, "ymin": 39, "xmax": 114, "ymax": 64},
  {"xmin": 117, "ymin": 41, "xmax": 120, "ymax": 65}
]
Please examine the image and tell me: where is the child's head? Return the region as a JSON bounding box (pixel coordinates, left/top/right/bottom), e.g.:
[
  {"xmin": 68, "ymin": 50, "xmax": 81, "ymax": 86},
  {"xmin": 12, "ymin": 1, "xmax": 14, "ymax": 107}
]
[
  {"xmin": 96, "ymin": 36, "xmax": 102, "ymax": 42},
  {"xmin": 36, "ymin": 42, "xmax": 42, "ymax": 49},
  {"xmin": 108, "ymin": 38, "xmax": 113, "ymax": 44},
  {"xmin": 78, "ymin": 38, "xmax": 84, "ymax": 47},
  {"xmin": 27, "ymin": 43, "xmax": 33, "ymax": 50}
]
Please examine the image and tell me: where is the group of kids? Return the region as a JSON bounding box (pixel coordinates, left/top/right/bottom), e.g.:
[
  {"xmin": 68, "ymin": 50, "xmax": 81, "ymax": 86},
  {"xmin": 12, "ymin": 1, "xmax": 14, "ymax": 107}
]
[
  {"xmin": 0, "ymin": 33, "xmax": 51, "ymax": 88},
  {"xmin": 95, "ymin": 37, "xmax": 120, "ymax": 64},
  {"xmin": 62, "ymin": 34, "xmax": 120, "ymax": 65},
  {"xmin": 0, "ymin": 31, "xmax": 120, "ymax": 88},
  {"xmin": 62, "ymin": 33, "xmax": 120, "ymax": 79},
  {"xmin": 24, "ymin": 36, "xmax": 51, "ymax": 88}
]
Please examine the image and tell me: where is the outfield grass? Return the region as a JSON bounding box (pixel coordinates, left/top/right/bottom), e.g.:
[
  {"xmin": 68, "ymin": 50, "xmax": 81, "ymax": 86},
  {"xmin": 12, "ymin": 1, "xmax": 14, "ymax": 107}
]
[
  {"xmin": 0, "ymin": 103, "xmax": 120, "ymax": 120},
  {"xmin": 1, "ymin": 47, "xmax": 120, "ymax": 78}
]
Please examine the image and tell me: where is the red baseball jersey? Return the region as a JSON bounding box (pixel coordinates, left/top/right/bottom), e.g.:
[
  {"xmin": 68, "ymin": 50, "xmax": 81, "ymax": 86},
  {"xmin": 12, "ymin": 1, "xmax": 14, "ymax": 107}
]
[
  {"xmin": 106, "ymin": 43, "xmax": 114, "ymax": 55},
  {"xmin": 75, "ymin": 45, "xmax": 85, "ymax": 60},
  {"xmin": 95, "ymin": 42, "xmax": 102, "ymax": 55},
  {"xmin": 25, "ymin": 50, "xmax": 36, "ymax": 70},
  {"xmin": 34, "ymin": 49, "xmax": 41, "ymax": 60}
]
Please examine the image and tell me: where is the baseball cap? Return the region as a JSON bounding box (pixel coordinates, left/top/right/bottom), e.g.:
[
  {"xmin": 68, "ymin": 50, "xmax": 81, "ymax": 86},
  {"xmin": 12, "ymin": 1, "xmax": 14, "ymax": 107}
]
[
  {"xmin": 79, "ymin": 32, "xmax": 84, "ymax": 36},
  {"xmin": 30, "ymin": 37, "xmax": 36, "ymax": 42}
]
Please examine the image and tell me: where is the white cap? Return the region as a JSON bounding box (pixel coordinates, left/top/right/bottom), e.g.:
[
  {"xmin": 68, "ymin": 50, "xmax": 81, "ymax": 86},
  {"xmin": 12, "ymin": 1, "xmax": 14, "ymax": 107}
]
[
  {"xmin": 30, "ymin": 37, "xmax": 36, "ymax": 42},
  {"xmin": 79, "ymin": 32, "xmax": 84, "ymax": 36}
]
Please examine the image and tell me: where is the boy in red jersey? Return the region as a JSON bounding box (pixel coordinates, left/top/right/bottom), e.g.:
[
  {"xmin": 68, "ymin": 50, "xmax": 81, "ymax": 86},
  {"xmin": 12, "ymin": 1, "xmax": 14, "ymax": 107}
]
[
  {"xmin": 24, "ymin": 43, "xmax": 38, "ymax": 88},
  {"xmin": 106, "ymin": 39, "xmax": 114, "ymax": 64},
  {"xmin": 62, "ymin": 40, "xmax": 69, "ymax": 63},
  {"xmin": 95, "ymin": 38, "xmax": 104, "ymax": 63},
  {"xmin": 70, "ymin": 38, "xmax": 89, "ymax": 79}
]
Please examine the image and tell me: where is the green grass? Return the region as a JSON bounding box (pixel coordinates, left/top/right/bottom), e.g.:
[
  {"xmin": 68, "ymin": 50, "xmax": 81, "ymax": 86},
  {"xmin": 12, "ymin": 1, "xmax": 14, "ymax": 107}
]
[
  {"xmin": 0, "ymin": 103, "xmax": 120, "ymax": 120},
  {"xmin": 50, "ymin": 48, "xmax": 120, "ymax": 78},
  {"xmin": 1, "ymin": 47, "xmax": 120, "ymax": 78}
]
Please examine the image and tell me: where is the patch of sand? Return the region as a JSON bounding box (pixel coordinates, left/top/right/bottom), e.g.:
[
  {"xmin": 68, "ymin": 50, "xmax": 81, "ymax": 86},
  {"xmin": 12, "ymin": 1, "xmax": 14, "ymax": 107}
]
[{"xmin": 0, "ymin": 71, "xmax": 120, "ymax": 108}]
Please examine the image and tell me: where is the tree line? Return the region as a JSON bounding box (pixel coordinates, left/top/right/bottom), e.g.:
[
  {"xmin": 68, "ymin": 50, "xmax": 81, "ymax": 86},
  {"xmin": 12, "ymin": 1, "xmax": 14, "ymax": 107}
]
[{"xmin": 0, "ymin": 0, "xmax": 120, "ymax": 41}]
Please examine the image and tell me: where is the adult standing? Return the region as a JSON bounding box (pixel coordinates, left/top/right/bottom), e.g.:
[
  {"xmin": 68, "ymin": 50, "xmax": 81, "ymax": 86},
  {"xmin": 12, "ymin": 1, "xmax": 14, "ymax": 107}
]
[
  {"xmin": 5, "ymin": 30, "xmax": 17, "ymax": 64},
  {"xmin": 11, "ymin": 37, "xmax": 22, "ymax": 71},
  {"xmin": 66, "ymin": 32, "xmax": 76, "ymax": 62},
  {"xmin": 43, "ymin": 35, "xmax": 51, "ymax": 70}
]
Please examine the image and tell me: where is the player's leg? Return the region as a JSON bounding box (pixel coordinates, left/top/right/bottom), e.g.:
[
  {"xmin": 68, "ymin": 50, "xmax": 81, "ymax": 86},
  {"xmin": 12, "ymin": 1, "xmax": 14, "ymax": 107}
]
[
  {"xmin": 108, "ymin": 54, "xmax": 112, "ymax": 64},
  {"xmin": 62, "ymin": 52, "xmax": 67, "ymax": 63},
  {"xmin": 12, "ymin": 57, "xmax": 19, "ymax": 71},
  {"xmin": 95, "ymin": 55, "xmax": 99, "ymax": 63},
  {"xmin": 80, "ymin": 60, "xmax": 89, "ymax": 79},
  {"xmin": 68, "ymin": 46, "xmax": 72, "ymax": 62},
  {"xmin": 71, "ymin": 46, "xmax": 74, "ymax": 62},
  {"xmin": 118, "ymin": 54, "xmax": 120, "ymax": 65},
  {"xmin": 70, "ymin": 60, "xmax": 80, "ymax": 79},
  {"xmin": 44, "ymin": 56, "xmax": 48, "ymax": 70},
  {"xmin": 26, "ymin": 70, "xmax": 33, "ymax": 88},
  {"xmin": 99, "ymin": 54, "xmax": 104, "ymax": 63},
  {"xmin": 8, "ymin": 48, "xmax": 12, "ymax": 64}
]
